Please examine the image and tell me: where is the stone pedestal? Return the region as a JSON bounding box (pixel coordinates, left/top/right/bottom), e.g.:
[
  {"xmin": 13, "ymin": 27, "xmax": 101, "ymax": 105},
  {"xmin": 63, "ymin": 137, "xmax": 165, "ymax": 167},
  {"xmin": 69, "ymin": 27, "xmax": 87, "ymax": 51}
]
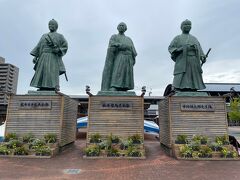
[
  {"xmin": 159, "ymin": 96, "xmax": 228, "ymax": 155},
  {"xmin": 5, "ymin": 92, "xmax": 78, "ymax": 147},
  {"xmin": 87, "ymin": 95, "xmax": 144, "ymax": 140},
  {"xmin": 86, "ymin": 95, "xmax": 145, "ymax": 158}
]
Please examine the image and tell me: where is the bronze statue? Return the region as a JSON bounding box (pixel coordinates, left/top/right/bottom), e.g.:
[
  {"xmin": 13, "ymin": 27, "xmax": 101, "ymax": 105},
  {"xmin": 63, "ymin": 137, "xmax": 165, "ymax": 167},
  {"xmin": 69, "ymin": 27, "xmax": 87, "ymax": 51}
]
[
  {"xmin": 101, "ymin": 22, "xmax": 137, "ymax": 91},
  {"xmin": 168, "ymin": 19, "xmax": 207, "ymax": 91},
  {"xmin": 30, "ymin": 19, "xmax": 68, "ymax": 91}
]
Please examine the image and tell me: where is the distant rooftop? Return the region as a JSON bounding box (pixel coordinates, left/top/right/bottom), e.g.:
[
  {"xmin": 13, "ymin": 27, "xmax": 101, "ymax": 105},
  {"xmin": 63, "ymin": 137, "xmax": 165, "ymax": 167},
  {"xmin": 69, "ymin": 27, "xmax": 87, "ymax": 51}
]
[{"xmin": 200, "ymin": 83, "xmax": 240, "ymax": 92}]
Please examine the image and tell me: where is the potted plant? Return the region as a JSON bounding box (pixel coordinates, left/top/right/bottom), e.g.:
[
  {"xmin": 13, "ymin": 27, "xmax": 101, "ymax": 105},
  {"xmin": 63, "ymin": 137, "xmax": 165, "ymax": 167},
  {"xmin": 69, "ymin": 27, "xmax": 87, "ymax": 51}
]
[
  {"xmin": 179, "ymin": 144, "xmax": 192, "ymax": 158},
  {"xmin": 44, "ymin": 133, "xmax": 57, "ymax": 144},
  {"xmin": 35, "ymin": 146, "xmax": 52, "ymax": 156},
  {"xmin": 4, "ymin": 133, "xmax": 18, "ymax": 142},
  {"xmin": 107, "ymin": 133, "xmax": 120, "ymax": 144},
  {"xmin": 89, "ymin": 133, "xmax": 102, "ymax": 143},
  {"xmin": 0, "ymin": 145, "xmax": 11, "ymax": 155},
  {"xmin": 175, "ymin": 135, "xmax": 188, "ymax": 144},
  {"xmin": 107, "ymin": 147, "xmax": 120, "ymax": 157},
  {"xmin": 199, "ymin": 146, "xmax": 213, "ymax": 158},
  {"xmin": 22, "ymin": 133, "xmax": 35, "ymax": 143},
  {"xmin": 215, "ymin": 135, "xmax": 229, "ymax": 145},
  {"xmin": 128, "ymin": 134, "xmax": 143, "ymax": 144},
  {"xmin": 29, "ymin": 139, "xmax": 46, "ymax": 149},
  {"xmin": 189, "ymin": 141, "xmax": 201, "ymax": 151},
  {"xmin": 7, "ymin": 139, "xmax": 23, "ymax": 149},
  {"xmin": 127, "ymin": 146, "xmax": 142, "ymax": 157},
  {"xmin": 209, "ymin": 142, "xmax": 223, "ymax": 152},
  {"xmin": 221, "ymin": 147, "xmax": 238, "ymax": 158},
  {"xmin": 120, "ymin": 139, "xmax": 133, "ymax": 150},
  {"xmin": 13, "ymin": 146, "xmax": 29, "ymax": 155},
  {"xmin": 84, "ymin": 144, "xmax": 100, "ymax": 157}
]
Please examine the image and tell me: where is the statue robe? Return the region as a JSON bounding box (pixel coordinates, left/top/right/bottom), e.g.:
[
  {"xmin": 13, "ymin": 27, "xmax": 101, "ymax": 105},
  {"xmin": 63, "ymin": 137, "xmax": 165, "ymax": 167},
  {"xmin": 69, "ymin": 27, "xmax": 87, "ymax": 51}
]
[
  {"xmin": 101, "ymin": 34, "xmax": 137, "ymax": 91},
  {"xmin": 30, "ymin": 32, "xmax": 68, "ymax": 89},
  {"xmin": 168, "ymin": 33, "xmax": 205, "ymax": 90}
]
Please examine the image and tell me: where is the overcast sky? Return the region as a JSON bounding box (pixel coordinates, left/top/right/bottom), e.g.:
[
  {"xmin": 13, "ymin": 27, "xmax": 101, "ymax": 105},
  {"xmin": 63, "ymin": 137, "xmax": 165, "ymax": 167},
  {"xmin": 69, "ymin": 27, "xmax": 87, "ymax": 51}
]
[{"xmin": 0, "ymin": 0, "xmax": 240, "ymax": 96}]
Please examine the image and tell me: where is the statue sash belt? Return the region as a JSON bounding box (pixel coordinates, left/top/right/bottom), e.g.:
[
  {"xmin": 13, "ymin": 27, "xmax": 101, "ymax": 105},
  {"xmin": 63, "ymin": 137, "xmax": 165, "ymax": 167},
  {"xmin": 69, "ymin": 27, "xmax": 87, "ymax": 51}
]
[
  {"xmin": 42, "ymin": 48, "xmax": 54, "ymax": 53},
  {"xmin": 118, "ymin": 50, "xmax": 132, "ymax": 55},
  {"xmin": 187, "ymin": 50, "xmax": 197, "ymax": 56}
]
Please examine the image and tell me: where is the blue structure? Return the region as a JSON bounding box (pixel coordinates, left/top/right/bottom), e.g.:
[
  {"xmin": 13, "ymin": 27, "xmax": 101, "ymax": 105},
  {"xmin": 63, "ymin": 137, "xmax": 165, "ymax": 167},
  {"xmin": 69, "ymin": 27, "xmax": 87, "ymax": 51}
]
[{"xmin": 77, "ymin": 116, "xmax": 159, "ymax": 134}]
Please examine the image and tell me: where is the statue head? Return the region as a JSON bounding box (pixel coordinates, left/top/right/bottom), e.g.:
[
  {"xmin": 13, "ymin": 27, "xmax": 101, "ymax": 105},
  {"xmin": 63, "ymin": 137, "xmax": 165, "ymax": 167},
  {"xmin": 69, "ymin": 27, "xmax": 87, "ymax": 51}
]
[
  {"xmin": 117, "ymin": 22, "xmax": 127, "ymax": 34},
  {"xmin": 48, "ymin": 19, "xmax": 58, "ymax": 32},
  {"xmin": 181, "ymin": 19, "xmax": 191, "ymax": 33}
]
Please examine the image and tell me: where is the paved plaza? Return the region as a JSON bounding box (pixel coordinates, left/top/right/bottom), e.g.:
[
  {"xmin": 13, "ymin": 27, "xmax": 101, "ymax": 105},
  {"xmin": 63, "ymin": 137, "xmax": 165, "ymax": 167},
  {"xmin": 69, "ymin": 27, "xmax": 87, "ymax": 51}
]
[{"xmin": 0, "ymin": 133, "xmax": 240, "ymax": 180}]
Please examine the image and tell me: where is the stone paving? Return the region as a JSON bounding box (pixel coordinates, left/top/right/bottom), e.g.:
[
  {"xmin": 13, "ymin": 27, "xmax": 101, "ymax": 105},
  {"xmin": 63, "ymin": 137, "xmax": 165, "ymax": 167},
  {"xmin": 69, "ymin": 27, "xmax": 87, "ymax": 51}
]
[{"xmin": 0, "ymin": 133, "xmax": 240, "ymax": 180}]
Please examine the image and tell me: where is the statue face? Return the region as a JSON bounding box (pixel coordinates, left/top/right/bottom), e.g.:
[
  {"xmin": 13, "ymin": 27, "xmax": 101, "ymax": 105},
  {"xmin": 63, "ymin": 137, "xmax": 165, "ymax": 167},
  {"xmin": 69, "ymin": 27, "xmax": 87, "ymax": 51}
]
[
  {"xmin": 181, "ymin": 23, "xmax": 191, "ymax": 33},
  {"xmin": 48, "ymin": 22, "xmax": 57, "ymax": 32},
  {"xmin": 117, "ymin": 23, "xmax": 127, "ymax": 33}
]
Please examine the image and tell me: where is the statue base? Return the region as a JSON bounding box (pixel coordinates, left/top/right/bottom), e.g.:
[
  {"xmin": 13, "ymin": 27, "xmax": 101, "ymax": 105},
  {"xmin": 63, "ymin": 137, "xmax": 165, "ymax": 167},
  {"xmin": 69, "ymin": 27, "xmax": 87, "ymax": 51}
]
[
  {"xmin": 174, "ymin": 91, "xmax": 208, "ymax": 96},
  {"xmin": 86, "ymin": 95, "xmax": 145, "ymax": 159},
  {"xmin": 5, "ymin": 93, "xmax": 78, "ymax": 147},
  {"xmin": 97, "ymin": 91, "xmax": 136, "ymax": 96},
  {"xmin": 159, "ymin": 96, "xmax": 229, "ymax": 158}
]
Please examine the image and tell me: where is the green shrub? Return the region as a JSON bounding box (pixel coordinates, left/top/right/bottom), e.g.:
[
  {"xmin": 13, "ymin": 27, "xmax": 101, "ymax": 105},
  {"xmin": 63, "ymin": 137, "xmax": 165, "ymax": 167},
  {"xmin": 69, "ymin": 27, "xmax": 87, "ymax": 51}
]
[
  {"xmin": 209, "ymin": 142, "xmax": 223, "ymax": 151},
  {"xmin": 14, "ymin": 146, "xmax": 28, "ymax": 155},
  {"xmin": 120, "ymin": 139, "xmax": 133, "ymax": 150},
  {"xmin": 175, "ymin": 135, "xmax": 188, "ymax": 144},
  {"xmin": 29, "ymin": 139, "xmax": 46, "ymax": 149},
  {"xmin": 192, "ymin": 151, "xmax": 201, "ymax": 159},
  {"xmin": 5, "ymin": 133, "xmax": 17, "ymax": 142},
  {"xmin": 128, "ymin": 134, "xmax": 143, "ymax": 144},
  {"xmin": 7, "ymin": 139, "xmax": 23, "ymax": 149},
  {"xmin": 107, "ymin": 133, "xmax": 120, "ymax": 144},
  {"xmin": 99, "ymin": 140, "xmax": 110, "ymax": 150},
  {"xmin": 84, "ymin": 144, "xmax": 100, "ymax": 156},
  {"xmin": 89, "ymin": 133, "xmax": 102, "ymax": 143},
  {"xmin": 215, "ymin": 135, "xmax": 229, "ymax": 145},
  {"xmin": 0, "ymin": 145, "xmax": 11, "ymax": 155},
  {"xmin": 35, "ymin": 146, "xmax": 51, "ymax": 156},
  {"xmin": 221, "ymin": 147, "xmax": 238, "ymax": 158},
  {"xmin": 189, "ymin": 141, "xmax": 201, "ymax": 151},
  {"xmin": 44, "ymin": 133, "xmax": 57, "ymax": 143},
  {"xmin": 192, "ymin": 135, "xmax": 208, "ymax": 144},
  {"xmin": 22, "ymin": 133, "xmax": 35, "ymax": 143},
  {"xmin": 228, "ymin": 98, "xmax": 240, "ymax": 122},
  {"xmin": 127, "ymin": 146, "xmax": 142, "ymax": 157},
  {"xmin": 107, "ymin": 147, "xmax": 120, "ymax": 157},
  {"xmin": 200, "ymin": 136, "xmax": 208, "ymax": 144},
  {"xmin": 199, "ymin": 146, "xmax": 212, "ymax": 158},
  {"xmin": 179, "ymin": 144, "xmax": 193, "ymax": 158}
]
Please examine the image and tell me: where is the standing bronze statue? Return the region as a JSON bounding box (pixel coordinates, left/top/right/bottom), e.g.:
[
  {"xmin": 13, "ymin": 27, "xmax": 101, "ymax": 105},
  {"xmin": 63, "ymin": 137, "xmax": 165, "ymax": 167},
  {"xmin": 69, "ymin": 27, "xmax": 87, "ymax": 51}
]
[
  {"xmin": 30, "ymin": 19, "xmax": 68, "ymax": 91},
  {"xmin": 168, "ymin": 19, "xmax": 207, "ymax": 92},
  {"xmin": 101, "ymin": 22, "xmax": 137, "ymax": 91}
]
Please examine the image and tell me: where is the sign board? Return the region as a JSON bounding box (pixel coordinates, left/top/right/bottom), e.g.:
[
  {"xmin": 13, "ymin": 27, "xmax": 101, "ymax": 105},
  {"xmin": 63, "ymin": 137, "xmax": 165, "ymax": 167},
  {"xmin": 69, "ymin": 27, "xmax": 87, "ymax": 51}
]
[
  {"xmin": 180, "ymin": 103, "xmax": 215, "ymax": 112},
  {"xmin": 100, "ymin": 101, "xmax": 133, "ymax": 110},
  {"xmin": 19, "ymin": 100, "xmax": 52, "ymax": 110}
]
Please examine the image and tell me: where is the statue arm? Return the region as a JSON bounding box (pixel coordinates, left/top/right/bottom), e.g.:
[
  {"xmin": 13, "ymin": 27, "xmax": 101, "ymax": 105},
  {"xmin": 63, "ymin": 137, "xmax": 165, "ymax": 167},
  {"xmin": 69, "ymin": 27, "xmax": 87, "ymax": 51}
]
[
  {"xmin": 30, "ymin": 36, "xmax": 43, "ymax": 57},
  {"xmin": 130, "ymin": 39, "xmax": 137, "ymax": 65},
  {"xmin": 197, "ymin": 40, "xmax": 206, "ymax": 63},
  {"xmin": 168, "ymin": 36, "xmax": 182, "ymax": 61},
  {"xmin": 109, "ymin": 35, "xmax": 120, "ymax": 48},
  {"xmin": 58, "ymin": 35, "xmax": 68, "ymax": 56},
  {"xmin": 30, "ymin": 36, "xmax": 43, "ymax": 64}
]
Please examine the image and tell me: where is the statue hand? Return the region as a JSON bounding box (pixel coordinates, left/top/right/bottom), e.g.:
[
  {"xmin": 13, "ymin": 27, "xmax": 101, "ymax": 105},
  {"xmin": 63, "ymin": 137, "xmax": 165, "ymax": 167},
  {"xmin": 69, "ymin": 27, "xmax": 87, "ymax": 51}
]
[
  {"xmin": 201, "ymin": 55, "xmax": 207, "ymax": 63},
  {"xmin": 112, "ymin": 43, "xmax": 120, "ymax": 48},
  {"xmin": 33, "ymin": 57, "xmax": 38, "ymax": 64},
  {"xmin": 53, "ymin": 47, "xmax": 61, "ymax": 54}
]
